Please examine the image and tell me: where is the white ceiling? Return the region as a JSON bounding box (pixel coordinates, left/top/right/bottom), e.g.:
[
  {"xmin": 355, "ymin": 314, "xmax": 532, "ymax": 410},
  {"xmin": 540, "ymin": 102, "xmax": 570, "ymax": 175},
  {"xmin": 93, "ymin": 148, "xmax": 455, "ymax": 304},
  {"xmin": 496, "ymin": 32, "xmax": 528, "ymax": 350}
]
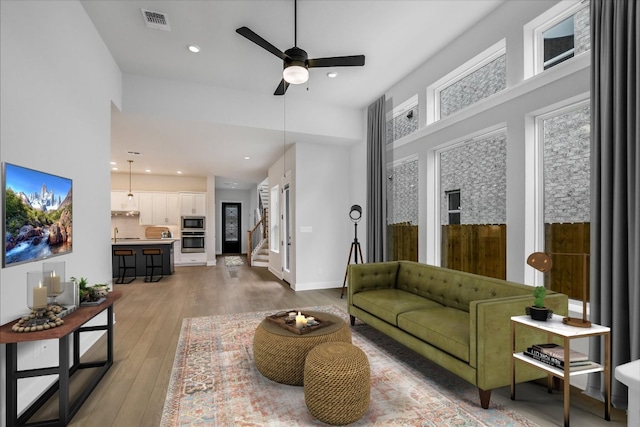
[{"xmin": 81, "ymin": 0, "xmax": 504, "ymax": 189}]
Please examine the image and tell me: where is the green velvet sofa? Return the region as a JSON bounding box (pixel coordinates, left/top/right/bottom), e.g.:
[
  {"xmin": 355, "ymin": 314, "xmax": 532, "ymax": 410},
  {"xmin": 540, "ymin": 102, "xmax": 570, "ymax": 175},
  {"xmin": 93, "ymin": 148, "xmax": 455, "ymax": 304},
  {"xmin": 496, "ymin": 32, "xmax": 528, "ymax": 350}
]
[{"xmin": 347, "ymin": 260, "xmax": 568, "ymax": 409}]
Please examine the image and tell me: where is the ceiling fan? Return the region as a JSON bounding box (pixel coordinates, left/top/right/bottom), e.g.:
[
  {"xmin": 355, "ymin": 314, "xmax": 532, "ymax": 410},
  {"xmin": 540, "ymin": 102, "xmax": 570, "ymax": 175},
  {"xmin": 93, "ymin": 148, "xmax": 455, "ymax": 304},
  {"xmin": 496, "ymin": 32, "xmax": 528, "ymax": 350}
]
[{"xmin": 236, "ymin": 0, "xmax": 365, "ymax": 95}]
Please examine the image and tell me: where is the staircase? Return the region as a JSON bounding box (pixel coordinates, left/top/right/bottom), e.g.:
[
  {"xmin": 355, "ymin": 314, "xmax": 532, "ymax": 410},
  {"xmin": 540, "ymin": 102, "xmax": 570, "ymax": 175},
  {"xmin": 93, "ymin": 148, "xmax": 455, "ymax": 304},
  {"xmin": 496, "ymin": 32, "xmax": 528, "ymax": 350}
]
[{"xmin": 249, "ymin": 181, "xmax": 270, "ymax": 267}]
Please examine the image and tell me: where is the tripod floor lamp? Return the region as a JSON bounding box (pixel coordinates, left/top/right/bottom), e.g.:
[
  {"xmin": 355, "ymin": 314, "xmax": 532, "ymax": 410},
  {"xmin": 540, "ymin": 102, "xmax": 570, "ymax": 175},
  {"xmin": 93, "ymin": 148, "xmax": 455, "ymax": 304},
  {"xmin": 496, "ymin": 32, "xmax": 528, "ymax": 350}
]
[{"xmin": 340, "ymin": 205, "xmax": 364, "ymax": 299}]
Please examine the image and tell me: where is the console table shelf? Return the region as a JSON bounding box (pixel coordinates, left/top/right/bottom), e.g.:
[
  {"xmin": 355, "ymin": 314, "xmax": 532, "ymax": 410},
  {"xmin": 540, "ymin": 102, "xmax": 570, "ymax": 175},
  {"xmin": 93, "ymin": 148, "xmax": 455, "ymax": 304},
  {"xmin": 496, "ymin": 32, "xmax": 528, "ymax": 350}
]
[
  {"xmin": 0, "ymin": 290, "xmax": 122, "ymax": 426},
  {"xmin": 510, "ymin": 314, "xmax": 610, "ymax": 427}
]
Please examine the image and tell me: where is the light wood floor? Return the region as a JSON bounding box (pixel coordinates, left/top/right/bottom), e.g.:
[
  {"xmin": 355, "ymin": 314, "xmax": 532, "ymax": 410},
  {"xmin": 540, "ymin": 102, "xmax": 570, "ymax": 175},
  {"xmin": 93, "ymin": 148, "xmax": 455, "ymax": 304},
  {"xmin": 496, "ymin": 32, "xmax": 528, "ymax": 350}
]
[{"xmin": 31, "ymin": 257, "xmax": 627, "ymax": 426}]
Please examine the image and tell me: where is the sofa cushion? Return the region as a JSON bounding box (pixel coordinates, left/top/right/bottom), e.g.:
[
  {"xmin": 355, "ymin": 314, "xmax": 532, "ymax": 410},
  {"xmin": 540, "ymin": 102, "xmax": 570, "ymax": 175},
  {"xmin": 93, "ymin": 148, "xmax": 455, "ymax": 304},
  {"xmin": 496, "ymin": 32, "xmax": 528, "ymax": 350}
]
[
  {"xmin": 398, "ymin": 307, "xmax": 470, "ymax": 362},
  {"xmin": 352, "ymin": 289, "xmax": 443, "ymax": 326}
]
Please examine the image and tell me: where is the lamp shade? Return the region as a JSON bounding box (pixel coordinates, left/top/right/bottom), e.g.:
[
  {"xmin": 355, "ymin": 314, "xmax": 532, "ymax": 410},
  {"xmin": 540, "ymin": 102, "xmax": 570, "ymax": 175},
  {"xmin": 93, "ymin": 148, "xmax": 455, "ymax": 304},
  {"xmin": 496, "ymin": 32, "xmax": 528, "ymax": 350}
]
[
  {"xmin": 527, "ymin": 252, "xmax": 553, "ymax": 273},
  {"xmin": 283, "ymin": 64, "xmax": 309, "ymax": 84}
]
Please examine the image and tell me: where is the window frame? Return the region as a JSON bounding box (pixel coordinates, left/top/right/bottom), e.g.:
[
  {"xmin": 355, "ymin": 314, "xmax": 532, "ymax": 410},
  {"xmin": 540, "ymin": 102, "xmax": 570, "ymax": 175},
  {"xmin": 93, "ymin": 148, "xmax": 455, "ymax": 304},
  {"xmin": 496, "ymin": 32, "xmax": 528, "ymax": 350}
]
[{"xmin": 426, "ymin": 39, "xmax": 506, "ymax": 125}]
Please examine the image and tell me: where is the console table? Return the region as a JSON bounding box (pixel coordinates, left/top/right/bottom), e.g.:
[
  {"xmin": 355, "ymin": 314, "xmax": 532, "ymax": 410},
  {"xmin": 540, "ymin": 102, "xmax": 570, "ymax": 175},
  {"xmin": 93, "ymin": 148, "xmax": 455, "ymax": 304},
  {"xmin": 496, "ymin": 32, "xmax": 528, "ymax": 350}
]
[
  {"xmin": 0, "ymin": 291, "xmax": 122, "ymax": 426},
  {"xmin": 510, "ymin": 314, "xmax": 610, "ymax": 427}
]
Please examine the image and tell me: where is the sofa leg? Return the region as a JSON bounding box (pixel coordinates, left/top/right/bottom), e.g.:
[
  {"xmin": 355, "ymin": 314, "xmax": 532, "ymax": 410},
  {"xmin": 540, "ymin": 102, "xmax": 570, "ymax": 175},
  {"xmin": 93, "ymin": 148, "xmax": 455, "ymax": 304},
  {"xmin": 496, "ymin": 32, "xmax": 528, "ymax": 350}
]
[
  {"xmin": 478, "ymin": 388, "xmax": 491, "ymax": 409},
  {"xmin": 349, "ymin": 315, "xmax": 355, "ymax": 326}
]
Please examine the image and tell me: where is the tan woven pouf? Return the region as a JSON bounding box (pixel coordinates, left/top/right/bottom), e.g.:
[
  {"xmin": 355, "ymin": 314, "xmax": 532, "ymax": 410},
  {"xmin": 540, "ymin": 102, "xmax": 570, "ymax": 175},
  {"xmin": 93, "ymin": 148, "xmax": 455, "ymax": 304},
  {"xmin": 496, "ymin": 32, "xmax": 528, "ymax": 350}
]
[{"xmin": 304, "ymin": 342, "xmax": 370, "ymax": 425}]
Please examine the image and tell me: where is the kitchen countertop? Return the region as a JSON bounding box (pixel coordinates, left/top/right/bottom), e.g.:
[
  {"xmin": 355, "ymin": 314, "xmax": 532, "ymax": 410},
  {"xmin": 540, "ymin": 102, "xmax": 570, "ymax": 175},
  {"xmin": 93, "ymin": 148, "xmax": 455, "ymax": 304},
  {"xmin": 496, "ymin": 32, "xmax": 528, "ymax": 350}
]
[{"xmin": 112, "ymin": 238, "xmax": 177, "ymax": 245}]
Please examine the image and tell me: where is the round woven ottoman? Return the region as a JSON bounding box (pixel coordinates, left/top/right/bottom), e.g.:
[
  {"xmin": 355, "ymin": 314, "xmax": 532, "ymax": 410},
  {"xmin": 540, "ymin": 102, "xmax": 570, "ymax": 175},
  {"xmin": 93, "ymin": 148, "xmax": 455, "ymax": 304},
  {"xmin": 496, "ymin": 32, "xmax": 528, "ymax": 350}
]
[
  {"xmin": 304, "ymin": 342, "xmax": 370, "ymax": 425},
  {"xmin": 253, "ymin": 311, "xmax": 351, "ymax": 386}
]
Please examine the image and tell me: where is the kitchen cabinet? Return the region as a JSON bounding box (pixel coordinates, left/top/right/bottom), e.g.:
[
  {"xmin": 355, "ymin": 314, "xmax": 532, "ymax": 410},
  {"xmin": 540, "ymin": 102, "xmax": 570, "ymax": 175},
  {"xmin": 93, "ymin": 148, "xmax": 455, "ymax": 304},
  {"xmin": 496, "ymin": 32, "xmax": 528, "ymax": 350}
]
[
  {"xmin": 138, "ymin": 192, "xmax": 154, "ymax": 225},
  {"xmin": 152, "ymin": 193, "xmax": 179, "ymax": 225},
  {"xmin": 110, "ymin": 191, "xmax": 137, "ymax": 211},
  {"xmin": 180, "ymin": 193, "xmax": 206, "ymax": 216},
  {"xmin": 173, "ymin": 240, "xmax": 181, "ymax": 264},
  {"xmin": 180, "ymin": 252, "xmax": 207, "ymax": 265}
]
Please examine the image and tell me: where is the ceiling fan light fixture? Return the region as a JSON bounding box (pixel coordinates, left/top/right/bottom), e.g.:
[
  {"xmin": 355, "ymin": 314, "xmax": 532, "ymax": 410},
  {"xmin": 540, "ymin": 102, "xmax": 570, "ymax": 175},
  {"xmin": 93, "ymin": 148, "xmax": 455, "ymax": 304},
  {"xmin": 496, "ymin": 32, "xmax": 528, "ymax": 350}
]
[{"xmin": 283, "ymin": 64, "xmax": 309, "ymax": 84}]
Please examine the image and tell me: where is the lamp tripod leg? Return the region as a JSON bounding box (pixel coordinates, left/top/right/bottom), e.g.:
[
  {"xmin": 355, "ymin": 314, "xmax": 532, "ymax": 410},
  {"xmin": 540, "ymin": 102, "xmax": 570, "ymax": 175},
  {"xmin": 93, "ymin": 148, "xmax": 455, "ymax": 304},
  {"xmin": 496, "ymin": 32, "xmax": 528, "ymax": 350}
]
[{"xmin": 340, "ymin": 242, "xmax": 356, "ymax": 299}]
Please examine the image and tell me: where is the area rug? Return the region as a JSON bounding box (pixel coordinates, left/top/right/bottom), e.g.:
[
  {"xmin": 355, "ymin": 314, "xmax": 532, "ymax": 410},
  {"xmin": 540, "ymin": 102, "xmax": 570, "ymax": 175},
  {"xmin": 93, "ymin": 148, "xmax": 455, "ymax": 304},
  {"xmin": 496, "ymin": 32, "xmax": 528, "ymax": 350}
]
[
  {"xmin": 160, "ymin": 305, "xmax": 538, "ymax": 426},
  {"xmin": 224, "ymin": 256, "xmax": 244, "ymax": 267}
]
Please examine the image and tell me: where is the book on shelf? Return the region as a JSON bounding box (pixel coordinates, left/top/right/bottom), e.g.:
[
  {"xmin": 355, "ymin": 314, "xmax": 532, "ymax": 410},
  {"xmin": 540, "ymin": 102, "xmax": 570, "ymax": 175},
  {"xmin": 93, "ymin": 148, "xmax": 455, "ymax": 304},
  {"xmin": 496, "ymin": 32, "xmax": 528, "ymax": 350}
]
[
  {"xmin": 532, "ymin": 343, "xmax": 589, "ymax": 362},
  {"xmin": 524, "ymin": 348, "xmax": 599, "ymax": 371}
]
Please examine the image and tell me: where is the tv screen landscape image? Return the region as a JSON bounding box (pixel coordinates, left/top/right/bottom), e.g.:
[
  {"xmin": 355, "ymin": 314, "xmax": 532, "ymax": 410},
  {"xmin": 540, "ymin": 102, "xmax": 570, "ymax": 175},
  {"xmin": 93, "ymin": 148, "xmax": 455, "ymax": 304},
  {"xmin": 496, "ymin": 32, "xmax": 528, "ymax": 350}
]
[{"xmin": 3, "ymin": 162, "xmax": 73, "ymax": 267}]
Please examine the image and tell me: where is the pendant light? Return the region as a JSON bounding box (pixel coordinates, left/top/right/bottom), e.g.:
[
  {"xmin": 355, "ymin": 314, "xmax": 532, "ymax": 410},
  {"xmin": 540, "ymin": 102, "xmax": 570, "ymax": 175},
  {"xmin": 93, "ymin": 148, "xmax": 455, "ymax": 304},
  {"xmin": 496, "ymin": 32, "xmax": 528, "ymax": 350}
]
[{"xmin": 127, "ymin": 160, "xmax": 134, "ymax": 200}]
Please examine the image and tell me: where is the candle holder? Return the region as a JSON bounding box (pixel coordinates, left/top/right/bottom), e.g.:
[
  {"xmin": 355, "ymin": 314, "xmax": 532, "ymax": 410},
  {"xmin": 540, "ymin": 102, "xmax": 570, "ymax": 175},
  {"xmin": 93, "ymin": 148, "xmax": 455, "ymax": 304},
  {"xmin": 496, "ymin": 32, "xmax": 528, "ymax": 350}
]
[
  {"xmin": 26, "ymin": 271, "xmax": 49, "ymax": 327},
  {"xmin": 43, "ymin": 261, "xmax": 65, "ymax": 307}
]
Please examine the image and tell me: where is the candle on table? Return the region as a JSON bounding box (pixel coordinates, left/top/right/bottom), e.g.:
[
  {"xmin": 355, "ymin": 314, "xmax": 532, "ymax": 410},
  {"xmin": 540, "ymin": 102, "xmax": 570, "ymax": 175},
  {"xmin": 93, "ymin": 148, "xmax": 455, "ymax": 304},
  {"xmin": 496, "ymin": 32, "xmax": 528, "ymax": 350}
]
[
  {"xmin": 33, "ymin": 283, "xmax": 48, "ymax": 310},
  {"xmin": 49, "ymin": 272, "xmax": 61, "ymax": 294},
  {"xmin": 295, "ymin": 312, "xmax": 306, "ymax": 329}
]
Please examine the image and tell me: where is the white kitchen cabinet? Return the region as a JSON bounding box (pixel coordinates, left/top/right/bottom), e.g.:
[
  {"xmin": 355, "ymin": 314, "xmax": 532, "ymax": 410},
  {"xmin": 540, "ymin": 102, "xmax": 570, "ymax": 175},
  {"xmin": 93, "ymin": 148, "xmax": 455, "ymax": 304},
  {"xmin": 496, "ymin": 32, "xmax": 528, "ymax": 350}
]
[
  {"xmin": 152, "ymin": 193, "xmax": 179, "ymax": 225},
  {"xmin": 110, "ymin": 191, "xmax": 137, "ymax": 211},
  {"xmin": 180, "ymin": 193, "xmax": 206, "ymax": 216},
  {"xmin": 138, "ymin": 192, "xmax": 154, "ymax": 225},
  {"xmin": 179, "ymin": 252, "xmax": 207, "ymax": 265}
]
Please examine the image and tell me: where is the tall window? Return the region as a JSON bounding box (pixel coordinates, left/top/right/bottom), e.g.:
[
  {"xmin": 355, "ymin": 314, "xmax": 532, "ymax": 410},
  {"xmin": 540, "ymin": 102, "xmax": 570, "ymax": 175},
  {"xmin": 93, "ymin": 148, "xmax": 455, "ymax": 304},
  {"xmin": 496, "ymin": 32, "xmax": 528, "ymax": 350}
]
[
  {"xmin": 540, "ymin": 102, "xmax": 590, "ymax": 300},
  {"xmin": 439, "ymin": 130, "xmax": 507, "ymax": 279}
]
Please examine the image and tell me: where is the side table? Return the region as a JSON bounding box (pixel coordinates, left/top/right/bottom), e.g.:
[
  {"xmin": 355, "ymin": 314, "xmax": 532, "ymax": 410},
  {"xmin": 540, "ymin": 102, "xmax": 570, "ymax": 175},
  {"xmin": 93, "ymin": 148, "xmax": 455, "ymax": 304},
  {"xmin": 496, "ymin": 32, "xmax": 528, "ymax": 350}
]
[
  {"xmin": 510, "ymin": 314, "xmax": 610, "ymax": 427},
  {"xmin": 0, "ymin": 291, "xmax": 122, "ymax": 426}
]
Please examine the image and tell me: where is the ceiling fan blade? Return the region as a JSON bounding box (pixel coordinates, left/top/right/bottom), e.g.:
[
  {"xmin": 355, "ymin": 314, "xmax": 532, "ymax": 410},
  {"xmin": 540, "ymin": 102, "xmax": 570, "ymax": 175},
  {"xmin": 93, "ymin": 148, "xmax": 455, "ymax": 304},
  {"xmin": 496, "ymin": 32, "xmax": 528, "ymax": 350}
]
[
  {"xmin": 236, "ymin": 26, "xmax": 289, "ymax": 61},
  {"xmin": 274, "ymin": 79, "xmax": 290, "ymax": 96},
  {"xmin": 308, "ymin": 55, "xmax": 365, "ymax": 68}
]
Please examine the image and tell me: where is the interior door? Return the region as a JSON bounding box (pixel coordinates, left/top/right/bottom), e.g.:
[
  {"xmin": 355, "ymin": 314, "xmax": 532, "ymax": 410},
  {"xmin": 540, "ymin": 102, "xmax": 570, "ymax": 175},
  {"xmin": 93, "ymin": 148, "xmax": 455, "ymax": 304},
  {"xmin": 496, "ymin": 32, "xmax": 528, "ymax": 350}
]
[{"xmin": 222, "ymin": 202, "xmax": 241, "ymax": 254}]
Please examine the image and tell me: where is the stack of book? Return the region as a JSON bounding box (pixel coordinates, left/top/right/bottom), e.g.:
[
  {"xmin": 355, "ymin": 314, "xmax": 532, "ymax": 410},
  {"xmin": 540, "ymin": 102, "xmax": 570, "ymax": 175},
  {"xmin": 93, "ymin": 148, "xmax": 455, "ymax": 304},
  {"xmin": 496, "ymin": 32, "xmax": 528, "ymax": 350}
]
[{"xmin": 524, "ymin": 343, "xmax": 600, "ymax": 371}]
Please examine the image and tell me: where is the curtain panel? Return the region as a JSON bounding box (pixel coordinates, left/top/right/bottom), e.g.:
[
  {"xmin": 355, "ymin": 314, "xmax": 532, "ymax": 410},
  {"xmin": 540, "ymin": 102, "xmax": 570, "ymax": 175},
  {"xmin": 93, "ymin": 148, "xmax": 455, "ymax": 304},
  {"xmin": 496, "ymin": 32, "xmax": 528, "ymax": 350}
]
[
  {"xmin": 366, "ymin": 95, "xmax": 387, "ymax": 263},
  {"xmin": 588, "ymin": 0, "xmax": 639, "ymax": 409}
]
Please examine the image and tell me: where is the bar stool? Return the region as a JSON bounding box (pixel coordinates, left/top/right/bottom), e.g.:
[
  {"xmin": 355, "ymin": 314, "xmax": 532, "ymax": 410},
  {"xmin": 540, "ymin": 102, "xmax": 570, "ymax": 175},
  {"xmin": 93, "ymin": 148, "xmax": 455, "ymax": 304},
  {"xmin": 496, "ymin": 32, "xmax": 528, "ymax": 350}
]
[
  {"xmin": 113, "ymin": 249, "xmax": 136, "ymax": 284},
  {"xmin": 142, "ymin": 248, "xmax": 164, "ymax": 282}
]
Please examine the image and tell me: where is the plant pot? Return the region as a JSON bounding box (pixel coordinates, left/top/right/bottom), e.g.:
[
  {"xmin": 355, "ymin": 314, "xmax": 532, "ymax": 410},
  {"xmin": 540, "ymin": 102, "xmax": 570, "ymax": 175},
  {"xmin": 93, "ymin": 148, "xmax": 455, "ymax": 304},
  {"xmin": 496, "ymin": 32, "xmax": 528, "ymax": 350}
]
[{"xmin": 527, "ymin": 306, "xmax": 549, "ymax": 321}]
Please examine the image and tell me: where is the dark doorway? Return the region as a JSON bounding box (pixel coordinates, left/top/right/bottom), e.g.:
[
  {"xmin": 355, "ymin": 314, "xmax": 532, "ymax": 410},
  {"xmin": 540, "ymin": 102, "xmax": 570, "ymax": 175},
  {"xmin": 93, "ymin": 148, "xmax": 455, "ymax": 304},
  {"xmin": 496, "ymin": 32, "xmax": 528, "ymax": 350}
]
[{"xmin": 222, "ymin": 202, "xmax": 241, "ymax": 254}]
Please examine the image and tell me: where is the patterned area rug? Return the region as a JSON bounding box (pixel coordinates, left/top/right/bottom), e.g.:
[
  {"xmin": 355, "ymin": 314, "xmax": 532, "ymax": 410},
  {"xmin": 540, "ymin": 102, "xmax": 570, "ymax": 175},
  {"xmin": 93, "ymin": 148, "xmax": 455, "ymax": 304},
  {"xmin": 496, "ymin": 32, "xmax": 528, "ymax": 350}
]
[
  {"xmin": 224, "ymin": 256, "xmax": 244, "ymax": 267},
  {"xmin": 161, "ymin": 305, "xmax": 539, "ymax": 426}
]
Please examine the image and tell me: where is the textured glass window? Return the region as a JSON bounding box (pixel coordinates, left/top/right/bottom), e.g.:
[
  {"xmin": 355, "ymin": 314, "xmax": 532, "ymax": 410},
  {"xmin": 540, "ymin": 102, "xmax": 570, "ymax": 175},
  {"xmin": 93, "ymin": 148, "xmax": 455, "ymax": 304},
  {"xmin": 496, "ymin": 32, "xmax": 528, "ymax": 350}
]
[{"xmin": 439, "ymin": 54, "xmax": 506, "ymax": 118}]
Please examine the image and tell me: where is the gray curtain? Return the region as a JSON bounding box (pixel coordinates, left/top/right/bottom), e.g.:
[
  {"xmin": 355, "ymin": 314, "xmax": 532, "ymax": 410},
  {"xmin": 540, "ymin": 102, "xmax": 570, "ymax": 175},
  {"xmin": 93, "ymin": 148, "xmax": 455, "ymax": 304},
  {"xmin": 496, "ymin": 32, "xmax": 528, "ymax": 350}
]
[
  {"xmin": 587, "ymin": 0, "xmax": 639, "ymax": 409},
  {"xmin": 366, "ymin": 95, "xmax": 387, "ymax": 263}
]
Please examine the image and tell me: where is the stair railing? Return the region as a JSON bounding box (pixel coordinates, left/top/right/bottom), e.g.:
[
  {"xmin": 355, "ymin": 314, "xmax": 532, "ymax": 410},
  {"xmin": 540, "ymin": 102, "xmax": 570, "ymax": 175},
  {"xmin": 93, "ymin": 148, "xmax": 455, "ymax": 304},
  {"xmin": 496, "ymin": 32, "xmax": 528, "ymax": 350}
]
[{"xmin": 247, "ymin": 207, "xmax": 267, "ymax": 266}]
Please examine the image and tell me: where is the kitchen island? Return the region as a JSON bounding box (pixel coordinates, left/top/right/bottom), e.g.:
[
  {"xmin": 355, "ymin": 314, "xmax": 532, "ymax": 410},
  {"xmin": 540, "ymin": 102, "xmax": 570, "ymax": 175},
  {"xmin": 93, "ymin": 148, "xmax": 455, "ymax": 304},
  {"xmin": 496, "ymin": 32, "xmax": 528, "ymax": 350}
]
[{"xmin": 112, "ymin": 239, "xmax": 176, "ymax": 280}]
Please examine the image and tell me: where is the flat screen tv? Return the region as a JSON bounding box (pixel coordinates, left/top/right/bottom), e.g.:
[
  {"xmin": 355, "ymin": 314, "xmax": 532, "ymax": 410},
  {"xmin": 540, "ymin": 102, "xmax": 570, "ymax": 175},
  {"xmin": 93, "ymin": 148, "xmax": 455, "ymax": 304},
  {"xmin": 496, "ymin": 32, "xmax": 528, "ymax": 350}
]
[{"xmin": 2, "ymin": 162, "xmax": 73, "ymax": 267}]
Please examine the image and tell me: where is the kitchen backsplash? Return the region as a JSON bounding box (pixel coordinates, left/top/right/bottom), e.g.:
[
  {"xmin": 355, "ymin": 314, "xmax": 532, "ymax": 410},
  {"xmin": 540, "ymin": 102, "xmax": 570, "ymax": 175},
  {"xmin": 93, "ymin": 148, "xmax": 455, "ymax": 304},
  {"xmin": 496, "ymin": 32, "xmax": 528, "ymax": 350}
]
[{"xmin": 111, "ymin": 216, "xmax": 180, "ymax": 239}]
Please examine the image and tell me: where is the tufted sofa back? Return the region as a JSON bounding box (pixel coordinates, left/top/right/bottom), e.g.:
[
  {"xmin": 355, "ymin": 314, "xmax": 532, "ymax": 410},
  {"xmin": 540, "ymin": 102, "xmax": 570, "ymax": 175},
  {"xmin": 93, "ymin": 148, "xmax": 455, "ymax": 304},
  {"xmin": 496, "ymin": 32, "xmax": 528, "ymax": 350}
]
[{"xmin": 395, "ymin": 261, "xmax": 533, "ymax": 312}]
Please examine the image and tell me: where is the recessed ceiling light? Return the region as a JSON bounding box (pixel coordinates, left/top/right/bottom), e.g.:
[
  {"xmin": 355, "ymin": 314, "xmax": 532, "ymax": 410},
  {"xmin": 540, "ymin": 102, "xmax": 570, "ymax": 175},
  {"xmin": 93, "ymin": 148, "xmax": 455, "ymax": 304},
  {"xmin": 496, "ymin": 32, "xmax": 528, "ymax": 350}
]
[
  {"xmin": 145, "ymin": 169, "xmax": 151, "ymax": 173},
  {"xmin": 177, "ymin": 170, "xmax": 183, "ymax": 174},
  {"xmin": 112, "ymin": 167, "xmax": 119, "ymax": 171},
  {"xmin": 327, "ymin": 72, "xmax": 338, "ymax": 78},
  {"xmin": 110, "ymin": 161, "xmax": 116, "ymax": 165},
  {"xmin": 188, "ymin": 45, "xmax": 200, "ymax": 53},
  {"xmin": 244, "ymin": 156, "xmax": 250, "ymax": 160}
]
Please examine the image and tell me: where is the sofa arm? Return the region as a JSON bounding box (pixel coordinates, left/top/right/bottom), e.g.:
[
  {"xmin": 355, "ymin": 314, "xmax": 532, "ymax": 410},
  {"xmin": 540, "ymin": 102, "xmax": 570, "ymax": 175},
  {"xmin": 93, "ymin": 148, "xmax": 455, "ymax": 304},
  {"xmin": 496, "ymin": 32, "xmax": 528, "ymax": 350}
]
[
  {"xmin": 470, "ymin": 292, "xmax": 568, "ymax": 390},
  {"xmin": 347, "ymin": 262, "xmax": 399, "ymax": 304}
]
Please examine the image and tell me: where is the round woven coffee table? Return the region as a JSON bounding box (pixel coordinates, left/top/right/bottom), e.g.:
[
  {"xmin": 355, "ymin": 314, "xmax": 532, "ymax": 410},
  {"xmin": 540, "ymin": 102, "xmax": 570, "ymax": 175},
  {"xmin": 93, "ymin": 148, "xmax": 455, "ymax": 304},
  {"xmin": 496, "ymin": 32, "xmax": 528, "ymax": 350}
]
[{"xmin": 253, "ymin": 311, "xmax": 351, "ymax": 386}]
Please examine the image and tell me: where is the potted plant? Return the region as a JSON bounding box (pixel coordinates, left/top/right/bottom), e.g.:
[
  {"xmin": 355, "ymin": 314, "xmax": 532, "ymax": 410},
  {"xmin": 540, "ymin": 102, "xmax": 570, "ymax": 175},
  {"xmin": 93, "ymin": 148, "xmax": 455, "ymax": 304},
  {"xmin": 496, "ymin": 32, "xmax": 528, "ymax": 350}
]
[{"xmin": 527, "ymin": 286, "xmax": 551, "ymax": 321}]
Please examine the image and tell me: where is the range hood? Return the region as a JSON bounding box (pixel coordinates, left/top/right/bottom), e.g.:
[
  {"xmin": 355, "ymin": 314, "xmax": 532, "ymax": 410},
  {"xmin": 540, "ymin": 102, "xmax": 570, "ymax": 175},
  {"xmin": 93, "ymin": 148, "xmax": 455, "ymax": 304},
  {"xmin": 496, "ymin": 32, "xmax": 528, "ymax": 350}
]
[{"xmin": 111, "ymin": 210, "xmax": 140, "ymax": 217}]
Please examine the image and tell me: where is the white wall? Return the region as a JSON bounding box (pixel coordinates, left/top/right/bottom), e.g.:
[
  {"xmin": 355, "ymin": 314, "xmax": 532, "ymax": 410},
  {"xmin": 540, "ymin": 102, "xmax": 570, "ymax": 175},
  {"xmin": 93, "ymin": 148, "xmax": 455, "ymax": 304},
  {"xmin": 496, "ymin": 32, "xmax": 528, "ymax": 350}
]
[
  {"xmin": 0, "ymin": 1, "xmax": 122, "ymax": 423},
  {"xmin": 293, "ymin": 143, "xmax": 352, "ymax": 291}
]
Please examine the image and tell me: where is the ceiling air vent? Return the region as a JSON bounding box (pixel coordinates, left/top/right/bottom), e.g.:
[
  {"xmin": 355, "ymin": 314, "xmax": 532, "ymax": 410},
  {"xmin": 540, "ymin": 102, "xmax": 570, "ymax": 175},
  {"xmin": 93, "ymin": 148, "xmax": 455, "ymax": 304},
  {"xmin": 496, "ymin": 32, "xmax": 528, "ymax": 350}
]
[
  {"xmin": 141, "ymin": 9, "xmax": 170, "ymax": 31},
  {"xmin": 126, "ymin": 151, "xmax": 143, "ymax": 156}
]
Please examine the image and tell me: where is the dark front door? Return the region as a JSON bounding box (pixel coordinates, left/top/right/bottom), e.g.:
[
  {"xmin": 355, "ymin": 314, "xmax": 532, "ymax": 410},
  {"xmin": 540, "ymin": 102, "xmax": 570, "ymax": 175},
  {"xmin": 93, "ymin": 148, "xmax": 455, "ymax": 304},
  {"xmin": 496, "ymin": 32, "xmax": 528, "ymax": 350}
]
[{"xmin": 222, "ymin": 202, "xmax": 241, "ymax": 254}]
